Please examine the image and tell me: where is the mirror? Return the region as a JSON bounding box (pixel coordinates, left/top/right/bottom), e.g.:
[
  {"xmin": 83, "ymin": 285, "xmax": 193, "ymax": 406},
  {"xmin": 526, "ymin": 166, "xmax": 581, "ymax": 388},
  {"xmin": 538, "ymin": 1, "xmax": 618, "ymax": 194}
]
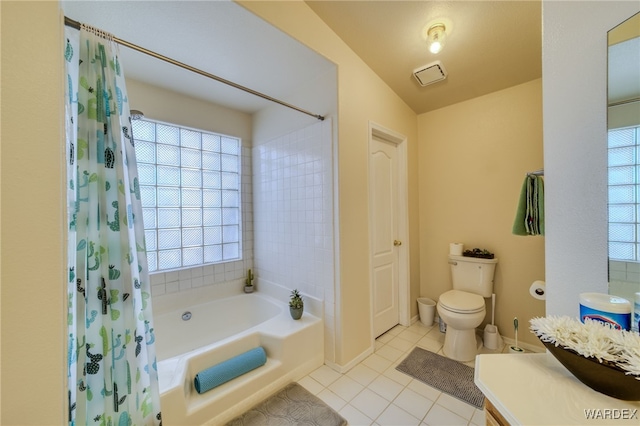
[{"xmin": 607, "ymin": 12, "xmax": 640, "ymax": 306}]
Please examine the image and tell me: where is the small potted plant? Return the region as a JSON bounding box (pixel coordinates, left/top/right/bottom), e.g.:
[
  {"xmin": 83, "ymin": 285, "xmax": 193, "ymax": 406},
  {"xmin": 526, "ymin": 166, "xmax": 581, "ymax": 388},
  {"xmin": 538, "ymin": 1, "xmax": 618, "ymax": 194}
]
[
  {"xmin": 289, "ymin": 289, "xmax": 304, "ymax": 320},
  {"xmin": 244, "ymin": 269, "xmax": 254, "ymax": 293}
]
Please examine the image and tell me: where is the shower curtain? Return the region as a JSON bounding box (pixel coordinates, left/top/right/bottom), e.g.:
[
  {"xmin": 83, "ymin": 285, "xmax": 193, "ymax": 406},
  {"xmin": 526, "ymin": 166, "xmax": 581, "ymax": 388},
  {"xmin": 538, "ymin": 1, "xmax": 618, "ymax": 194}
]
[{"xmin": 65, "ymin": 26, "xmax": 162, "ymax": 425}]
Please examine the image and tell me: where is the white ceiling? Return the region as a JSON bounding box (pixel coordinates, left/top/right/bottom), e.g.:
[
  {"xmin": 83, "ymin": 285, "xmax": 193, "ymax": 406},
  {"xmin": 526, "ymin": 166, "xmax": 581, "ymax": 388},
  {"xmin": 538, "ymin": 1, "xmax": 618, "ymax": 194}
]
[{"xmin": 61, "ymin": 0, "xmax": 336, "ymax": 115}]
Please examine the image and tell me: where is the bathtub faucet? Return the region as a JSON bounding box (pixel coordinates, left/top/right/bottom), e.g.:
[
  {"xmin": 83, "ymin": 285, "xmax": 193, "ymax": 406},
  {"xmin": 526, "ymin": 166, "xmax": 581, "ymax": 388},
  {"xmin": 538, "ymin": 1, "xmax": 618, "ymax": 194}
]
[{"xmin": 245, "ymin": 269, "xmax": 254, "ymax": 287}]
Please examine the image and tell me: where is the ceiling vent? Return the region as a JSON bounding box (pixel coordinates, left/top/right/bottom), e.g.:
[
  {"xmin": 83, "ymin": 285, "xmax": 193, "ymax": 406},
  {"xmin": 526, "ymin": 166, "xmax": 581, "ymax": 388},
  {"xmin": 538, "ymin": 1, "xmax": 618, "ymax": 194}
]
[{"xmin": 413, "ymin": 61, "xmax": 447, "ymax": 86}]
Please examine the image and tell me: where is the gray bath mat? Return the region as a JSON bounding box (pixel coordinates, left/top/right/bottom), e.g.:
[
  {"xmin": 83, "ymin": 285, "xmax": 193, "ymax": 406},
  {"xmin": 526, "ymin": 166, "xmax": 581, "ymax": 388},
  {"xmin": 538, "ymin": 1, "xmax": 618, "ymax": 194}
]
[
  {"xmin": 396, "ymin": 347, "xmax": 485, "ymax": 409},
  {"xmin": 226, "ymin": 382, "xmax": 347, "ymax": 426}
]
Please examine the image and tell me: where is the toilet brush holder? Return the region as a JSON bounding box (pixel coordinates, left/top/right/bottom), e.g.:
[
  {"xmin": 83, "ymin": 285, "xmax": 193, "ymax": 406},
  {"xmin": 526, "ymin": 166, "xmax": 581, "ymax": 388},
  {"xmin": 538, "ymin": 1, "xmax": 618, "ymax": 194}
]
[
  {"xmin": 483, "ymin": 324, "xmax": 503, "ymax": 350},
  {"xmin": 509, "ymin": 317, "xmax": 524, "ymax": 353}
]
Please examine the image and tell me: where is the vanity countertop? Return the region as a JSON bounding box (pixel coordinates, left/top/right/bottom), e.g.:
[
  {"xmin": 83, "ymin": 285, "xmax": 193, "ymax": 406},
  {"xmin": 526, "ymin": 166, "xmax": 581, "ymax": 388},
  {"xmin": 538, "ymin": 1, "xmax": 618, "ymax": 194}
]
[{"xmin": 475, "ymin": 353, "xmax": 640, "ymax": 425}]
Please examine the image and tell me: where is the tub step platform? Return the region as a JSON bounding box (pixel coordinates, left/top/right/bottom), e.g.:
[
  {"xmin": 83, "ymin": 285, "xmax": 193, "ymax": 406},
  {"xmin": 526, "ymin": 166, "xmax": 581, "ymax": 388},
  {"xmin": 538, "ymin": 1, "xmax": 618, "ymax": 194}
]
[{"xmin": 189, "ymin": 357, "xmax": 283, "ymax": 413}]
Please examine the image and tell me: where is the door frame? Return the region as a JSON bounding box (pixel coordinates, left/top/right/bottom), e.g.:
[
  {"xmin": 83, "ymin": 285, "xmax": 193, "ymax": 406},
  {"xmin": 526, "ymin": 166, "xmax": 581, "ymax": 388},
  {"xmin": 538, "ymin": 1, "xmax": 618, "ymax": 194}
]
[{"xmin": 367, "ymin": 121, "xmax": 411, "ymax": 342}]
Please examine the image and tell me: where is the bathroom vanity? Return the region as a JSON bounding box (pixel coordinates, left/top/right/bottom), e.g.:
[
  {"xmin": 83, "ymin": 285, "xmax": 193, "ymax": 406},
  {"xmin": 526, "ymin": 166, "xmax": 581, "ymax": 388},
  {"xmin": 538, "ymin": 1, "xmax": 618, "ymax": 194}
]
[{"xmin": 475, "ymin": 353, "xmax": 640, "ymax": 425}]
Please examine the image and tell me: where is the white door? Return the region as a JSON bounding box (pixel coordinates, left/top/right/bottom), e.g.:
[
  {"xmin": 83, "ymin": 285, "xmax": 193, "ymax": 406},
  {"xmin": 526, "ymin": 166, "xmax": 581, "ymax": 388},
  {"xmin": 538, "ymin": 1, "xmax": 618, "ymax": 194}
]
[{"xmin": 370, "ymin": 137, "xmax": 401, "ymax": 338}]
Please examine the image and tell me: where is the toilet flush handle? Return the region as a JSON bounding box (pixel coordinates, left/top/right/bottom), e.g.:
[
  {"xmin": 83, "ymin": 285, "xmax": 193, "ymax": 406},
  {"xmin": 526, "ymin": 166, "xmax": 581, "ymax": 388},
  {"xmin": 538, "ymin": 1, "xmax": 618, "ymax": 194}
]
[{"xmin": 448, "ymin": 260, "xmax": 457, "ymax": 265}]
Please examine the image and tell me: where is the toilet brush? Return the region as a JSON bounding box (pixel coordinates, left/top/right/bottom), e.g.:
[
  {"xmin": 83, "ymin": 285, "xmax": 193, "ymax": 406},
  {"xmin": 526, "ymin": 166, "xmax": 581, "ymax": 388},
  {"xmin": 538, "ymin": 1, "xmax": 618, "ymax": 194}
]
[
  {"xmin": 491, "ymin": 294, "xmax": 495, "ymax": 326},
  {"xmin": 509, "ymin": 317, "xmax": 524, "ymax": 353}
]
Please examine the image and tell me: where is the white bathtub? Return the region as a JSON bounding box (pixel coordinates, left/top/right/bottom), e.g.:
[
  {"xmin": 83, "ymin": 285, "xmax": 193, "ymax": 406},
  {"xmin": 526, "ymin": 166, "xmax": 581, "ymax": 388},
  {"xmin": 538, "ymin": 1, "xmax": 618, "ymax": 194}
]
[
  {"xmin": 154, "ymin": 294, "xmax": 282, "ymax": 361},
  {"xmin": 152, "ymin": 287, "xmax": 324, "ymax": 425}
]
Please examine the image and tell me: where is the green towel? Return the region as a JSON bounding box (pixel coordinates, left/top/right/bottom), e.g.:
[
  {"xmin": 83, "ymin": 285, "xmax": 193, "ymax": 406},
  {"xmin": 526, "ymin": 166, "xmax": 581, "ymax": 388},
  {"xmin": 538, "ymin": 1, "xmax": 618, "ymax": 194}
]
[
  {"xmin": 512, "ymin": 175, "xmax": 544, "ymax": 236},
  {"xmin": 512, "ymin": 177, "xmax": 529, "ymax": 235},
  {"xmin": 538, "ymin": 177, "xmax": 545, "ymax": 235}
]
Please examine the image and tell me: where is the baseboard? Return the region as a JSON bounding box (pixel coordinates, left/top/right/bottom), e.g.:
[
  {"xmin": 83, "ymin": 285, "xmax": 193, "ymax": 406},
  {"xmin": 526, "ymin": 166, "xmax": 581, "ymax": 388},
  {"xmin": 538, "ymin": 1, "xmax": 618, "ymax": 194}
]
[
  {"xmin": 324, "ymin": 345, "xmax": 374, "ymax": 374},
  {"xmin": 500, "ymin": 336, "xmax": 545, "ymax": 353},
  {"xmin": 410, "ymin": 314, "xmax": 419, "ymax": 325}
]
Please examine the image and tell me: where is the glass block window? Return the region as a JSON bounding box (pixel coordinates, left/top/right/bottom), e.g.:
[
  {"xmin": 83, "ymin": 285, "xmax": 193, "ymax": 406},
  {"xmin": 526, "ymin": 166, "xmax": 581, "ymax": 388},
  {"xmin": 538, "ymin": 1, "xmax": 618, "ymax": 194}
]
[
  {"xmin": 133, "ymin": 119, "xmax": 241, "ymax": 272},
  {"xmin": 608, "ymin": 126, "xmax": 640, "ymax": 261}
]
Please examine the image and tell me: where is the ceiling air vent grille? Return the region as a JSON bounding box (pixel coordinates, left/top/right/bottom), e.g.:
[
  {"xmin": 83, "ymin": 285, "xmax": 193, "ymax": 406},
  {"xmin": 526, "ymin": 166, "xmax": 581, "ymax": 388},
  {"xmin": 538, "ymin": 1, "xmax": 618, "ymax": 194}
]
[{"xmin": 413, "ymin": 61, "xmax": 447, "ymax": 87}]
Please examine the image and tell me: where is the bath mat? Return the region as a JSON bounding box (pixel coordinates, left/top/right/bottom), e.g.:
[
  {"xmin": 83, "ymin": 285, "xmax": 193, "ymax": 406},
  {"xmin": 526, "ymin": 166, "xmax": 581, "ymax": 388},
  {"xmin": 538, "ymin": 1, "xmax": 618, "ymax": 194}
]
[
  {"xmin": 396, "ymin": 347, "xmax": 485, "ymax": 409},
  {"xmin": 225, "ymin": 382, "xmax": 347, "ymax": 426}
]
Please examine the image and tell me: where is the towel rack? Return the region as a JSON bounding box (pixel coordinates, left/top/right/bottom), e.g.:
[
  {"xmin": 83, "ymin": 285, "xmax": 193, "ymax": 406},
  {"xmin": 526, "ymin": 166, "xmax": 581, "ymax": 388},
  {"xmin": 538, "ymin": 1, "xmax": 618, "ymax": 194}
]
[{"xmin": 527, "ymin": 168, "xmax": 544, "ymax": 176}]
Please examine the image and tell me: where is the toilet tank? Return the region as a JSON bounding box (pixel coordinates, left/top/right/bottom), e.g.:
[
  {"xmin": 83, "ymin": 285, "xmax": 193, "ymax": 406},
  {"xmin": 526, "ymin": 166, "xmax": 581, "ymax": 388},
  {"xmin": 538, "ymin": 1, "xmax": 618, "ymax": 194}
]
[{"xmin": 448, "ymin": 255, "xmax": 498, "ymax": 298}]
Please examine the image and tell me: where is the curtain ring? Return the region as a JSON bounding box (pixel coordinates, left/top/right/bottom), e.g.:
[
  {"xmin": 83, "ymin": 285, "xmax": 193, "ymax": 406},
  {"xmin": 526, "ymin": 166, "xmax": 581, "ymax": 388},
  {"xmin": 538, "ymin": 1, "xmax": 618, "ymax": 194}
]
[{"xmin": 80, "ymin": 22, "xmax": 114, "ymax": 41}]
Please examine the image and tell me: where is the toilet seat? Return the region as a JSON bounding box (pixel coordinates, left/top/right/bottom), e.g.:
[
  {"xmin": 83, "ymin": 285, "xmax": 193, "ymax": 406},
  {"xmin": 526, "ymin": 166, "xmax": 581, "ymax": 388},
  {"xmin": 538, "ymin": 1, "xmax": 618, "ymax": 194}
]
[{"xmin": 439, "ymin": 290, "xmax": 484, "ymax": 314}]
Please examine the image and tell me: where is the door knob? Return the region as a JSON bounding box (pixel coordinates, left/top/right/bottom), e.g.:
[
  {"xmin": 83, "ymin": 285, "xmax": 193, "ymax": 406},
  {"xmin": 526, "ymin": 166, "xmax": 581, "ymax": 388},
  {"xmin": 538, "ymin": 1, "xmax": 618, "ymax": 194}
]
[{"xmin": 393, "ymin": 240, "xmax": 402, "ymax": 246}]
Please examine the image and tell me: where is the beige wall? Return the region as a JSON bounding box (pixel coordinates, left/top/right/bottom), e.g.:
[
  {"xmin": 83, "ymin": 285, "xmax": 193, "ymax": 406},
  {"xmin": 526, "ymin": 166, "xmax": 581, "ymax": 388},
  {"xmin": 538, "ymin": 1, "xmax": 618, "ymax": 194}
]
[
  {"xmin": 239, "ymin": 1, "xmax": 420, "ymax": 366},
  {"xmin": 418, "ymin": 79, "xmax": 545, "ymax": 347},
  {"xmin": 1, "ymin": 1, "xmax": 67, "ymax": 423},
  {"xmin": 126, "ymin": 78, "xmax": 253, "ymax": 142}
]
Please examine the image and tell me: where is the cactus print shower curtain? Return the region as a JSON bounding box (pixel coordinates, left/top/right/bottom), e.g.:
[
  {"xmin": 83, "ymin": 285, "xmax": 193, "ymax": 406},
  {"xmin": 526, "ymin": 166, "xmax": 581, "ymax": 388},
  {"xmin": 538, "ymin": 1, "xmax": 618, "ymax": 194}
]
[{"xmin": 65, "ymin": 27, "xmax": 162, "ymax": 425}]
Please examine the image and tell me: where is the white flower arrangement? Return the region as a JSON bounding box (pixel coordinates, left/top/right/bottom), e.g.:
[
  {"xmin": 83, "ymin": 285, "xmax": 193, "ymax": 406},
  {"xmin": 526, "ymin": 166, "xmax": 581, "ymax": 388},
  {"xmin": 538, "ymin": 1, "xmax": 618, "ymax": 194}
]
[{"xmin": 530, "ymin": 316, "xmax": 640, "ymax": 380}]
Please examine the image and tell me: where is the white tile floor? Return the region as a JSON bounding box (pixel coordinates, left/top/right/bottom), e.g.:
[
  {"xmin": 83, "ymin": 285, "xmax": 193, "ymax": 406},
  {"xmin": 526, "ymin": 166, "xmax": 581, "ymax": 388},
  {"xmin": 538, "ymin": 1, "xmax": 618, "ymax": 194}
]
[{"xmin": 297, "ymin": 321, "xmax": 509, "ymax": 426}]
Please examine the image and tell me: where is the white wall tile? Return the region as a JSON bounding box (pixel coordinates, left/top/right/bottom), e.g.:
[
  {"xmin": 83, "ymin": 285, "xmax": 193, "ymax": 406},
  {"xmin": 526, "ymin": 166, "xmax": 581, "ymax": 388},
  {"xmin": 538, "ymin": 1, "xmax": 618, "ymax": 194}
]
[
  {"xmin": 627, "ymin": 262, "xmax": 640, "ymax": 273},
  {"xmin": 253, "ymin": 119, "xmax": 335, "ymax": 362},
  {"xmin": 166, "ymin": 281, "xmax": 180, "ymax": 294},
  {"xmin": 151, "ymin": 284, "xmax": 166, "ymax": 296},
  {"xmin": 150, "ymin": 274, "xmax": 165, "ymax": 285}
]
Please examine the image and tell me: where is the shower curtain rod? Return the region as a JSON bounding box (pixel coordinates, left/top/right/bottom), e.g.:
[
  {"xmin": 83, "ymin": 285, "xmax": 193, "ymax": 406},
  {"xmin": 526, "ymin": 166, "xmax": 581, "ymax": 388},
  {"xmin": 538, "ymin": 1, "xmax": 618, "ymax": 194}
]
[
  {"xmin": 64, "ymin": 16, "xmax": 325, "ymax": 121},
  {"xmin": 608, "ymin": 97, "xmax": 640, "ymax": 108}
]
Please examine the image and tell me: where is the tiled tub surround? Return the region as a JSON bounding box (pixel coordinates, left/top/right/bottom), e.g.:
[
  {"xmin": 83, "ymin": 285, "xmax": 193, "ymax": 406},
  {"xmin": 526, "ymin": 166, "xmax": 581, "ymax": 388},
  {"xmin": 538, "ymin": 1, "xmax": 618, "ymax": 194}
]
[
  {"xmin": 149, "ymin": 120, "xmax": 335, "ymax": 341},
  {"xmin": 609, "ymin": 260, "xmax": 640, "ymax": 303},
  {"xmin": 153, "ymin": 286, "xmax": 324, "ymax": 425},
  {"xmin": 253, "ymin": 119, "xmax": 336, "ymax": 362},
  {"xmin": 149, "ymin": 261, "xmax": 250, "ymax": 296},
  {"xmin": 146, "ymin": 120, "xmax": 334, "ymax": 423}
]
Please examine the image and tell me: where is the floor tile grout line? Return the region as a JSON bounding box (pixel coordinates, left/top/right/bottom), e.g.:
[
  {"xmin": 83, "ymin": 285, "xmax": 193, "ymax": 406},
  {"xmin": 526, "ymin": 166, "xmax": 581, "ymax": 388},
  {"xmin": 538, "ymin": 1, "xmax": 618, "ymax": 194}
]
[
  {"xmin": 378, "ymin": 325, "xmax": 482, "ymax": 424},
  {"xmin": 372, "ymin": 328, "xmax": 440, "ymax": 424},
  {"xmin": 302, "ymin": 322, "xmax": 490, "ymax": 426},
  {"xmin": 350, "ymin": 340, "xmax": 416, "ymax": 423}
]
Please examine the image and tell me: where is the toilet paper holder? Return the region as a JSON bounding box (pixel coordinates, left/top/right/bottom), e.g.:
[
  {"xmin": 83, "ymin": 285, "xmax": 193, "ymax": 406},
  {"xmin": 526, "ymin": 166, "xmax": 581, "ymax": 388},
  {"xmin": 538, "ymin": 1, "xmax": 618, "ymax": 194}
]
[{"xmin": 529, "ymin": 280, "xmax": 546, "ymax": 300}]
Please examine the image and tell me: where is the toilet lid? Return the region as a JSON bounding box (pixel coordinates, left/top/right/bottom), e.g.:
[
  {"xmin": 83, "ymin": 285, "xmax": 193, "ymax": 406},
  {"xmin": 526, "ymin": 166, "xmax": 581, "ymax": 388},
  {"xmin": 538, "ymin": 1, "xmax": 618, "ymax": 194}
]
[{"xmin": 439, "ymin": 290, "xmax": 485, "ymax": 314}]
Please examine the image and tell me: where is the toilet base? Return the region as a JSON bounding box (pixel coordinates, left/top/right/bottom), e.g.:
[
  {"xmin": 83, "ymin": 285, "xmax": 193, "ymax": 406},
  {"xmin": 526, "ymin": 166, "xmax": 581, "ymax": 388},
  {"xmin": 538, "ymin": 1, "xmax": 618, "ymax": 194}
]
[{"xmin": 442, "ymin": 328, "xmax": 482, "ymax": 362}]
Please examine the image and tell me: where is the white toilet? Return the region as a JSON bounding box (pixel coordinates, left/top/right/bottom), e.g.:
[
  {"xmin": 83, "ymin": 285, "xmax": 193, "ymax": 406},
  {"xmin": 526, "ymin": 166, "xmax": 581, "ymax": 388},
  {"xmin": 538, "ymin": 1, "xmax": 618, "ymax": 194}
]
[{"xmin": 437, "ymin": 254, "xmax": 498, "ymax": 362}]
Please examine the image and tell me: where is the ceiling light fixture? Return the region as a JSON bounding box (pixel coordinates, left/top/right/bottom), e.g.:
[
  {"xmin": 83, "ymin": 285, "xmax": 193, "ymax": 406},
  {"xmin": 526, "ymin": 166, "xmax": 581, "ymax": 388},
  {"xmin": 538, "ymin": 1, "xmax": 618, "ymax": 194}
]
[{"xmin": 427, "ymin": 23, "xmax": 446, "ymax": 54}]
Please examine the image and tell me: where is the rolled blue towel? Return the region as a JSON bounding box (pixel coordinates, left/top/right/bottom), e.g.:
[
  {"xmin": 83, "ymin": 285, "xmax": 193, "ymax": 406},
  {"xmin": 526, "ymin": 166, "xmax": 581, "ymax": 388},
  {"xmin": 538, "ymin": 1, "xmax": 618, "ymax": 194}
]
[{"xmin": 194, "ymin": 347, "xmax": 267, "ymax": 394}]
